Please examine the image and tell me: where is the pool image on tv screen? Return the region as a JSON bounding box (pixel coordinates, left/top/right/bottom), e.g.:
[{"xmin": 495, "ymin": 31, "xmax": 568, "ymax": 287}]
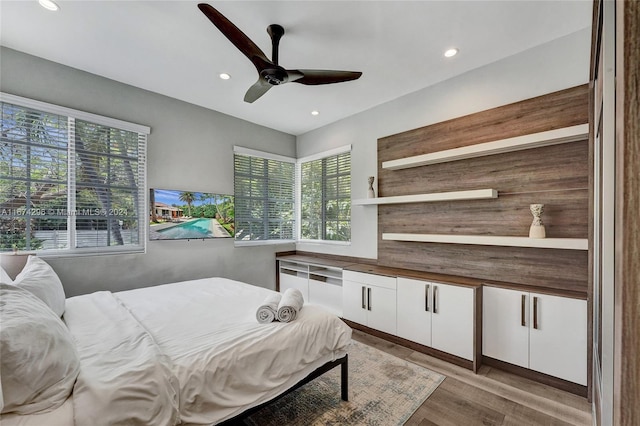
[{"xmin": 149, "ymin": 188, "xmax": 234, "ymax": 240}]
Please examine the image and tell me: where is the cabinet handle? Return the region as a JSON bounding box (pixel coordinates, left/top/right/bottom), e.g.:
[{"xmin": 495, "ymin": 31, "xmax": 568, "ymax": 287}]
[
  {"xmin": 533, "ymin": 296, "xmax": 539, "ymax": 329},
  {"xmin": 425, "ymin": 284, "xmax": 430, "ymax": 312},
  {"xmin": 361, "ymin": 286, "xmax": 366, "ymax": 309},
  {"xmin": 367, "ymin": 287, "xmax": 372, "ymax": 311},
  {"xmin": 521, "ymin": 294, "xmax": 526, "ymax": 326},
  {"xmin": 433, "ymin": 286, "xmax": 438, "ymax": 314}
]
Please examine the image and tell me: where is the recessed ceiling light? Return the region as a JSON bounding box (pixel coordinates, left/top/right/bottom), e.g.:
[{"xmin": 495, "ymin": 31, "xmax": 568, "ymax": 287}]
[
  {"xmin": 219, "ymin": 73, "xmax": 231, "ymax": 80},
  {"xmin": 311, "ymin": 110, "xmax": 319, "ymax": 116},
  {"xmin": 38, "ymin": 0, "xmax": 59, "ymax": 11},
  {"xmin": 444, "ymin": 48, "xmax": 459, "ymax": 58}
]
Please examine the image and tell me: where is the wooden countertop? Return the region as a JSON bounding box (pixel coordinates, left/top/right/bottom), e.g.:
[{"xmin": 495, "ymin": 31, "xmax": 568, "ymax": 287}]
[
  {"xmin": 344, "ymin": 263, "xmax": 483, "ymax": 289},
  {"xmin": 276, "ymin": 254, "xmax": 356, "ymax": 269},
  {"xmin": 276, "ymin": 253, "xmax": 587, "ymax": 299}
]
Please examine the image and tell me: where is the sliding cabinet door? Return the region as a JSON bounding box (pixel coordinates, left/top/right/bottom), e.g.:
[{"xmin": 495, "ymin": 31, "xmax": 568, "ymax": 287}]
[{"xmin": 590, "ymin": 0, "xmax": 615, "ymax": 423}]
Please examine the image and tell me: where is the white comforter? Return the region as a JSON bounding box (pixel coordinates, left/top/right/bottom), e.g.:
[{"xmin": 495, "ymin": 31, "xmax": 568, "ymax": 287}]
[
  {"xmin": 64, "ymin": 291, "xmax": 180, "ymax": 426},
  {"xmin": 64, "ymin": 277, "xmax": 351, "ymax": 425}
]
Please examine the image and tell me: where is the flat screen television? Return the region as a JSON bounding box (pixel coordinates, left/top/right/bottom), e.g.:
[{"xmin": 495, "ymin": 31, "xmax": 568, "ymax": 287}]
[{"xmin": 149, "ymin": 188, "xmax": 234, "ymax": 240}]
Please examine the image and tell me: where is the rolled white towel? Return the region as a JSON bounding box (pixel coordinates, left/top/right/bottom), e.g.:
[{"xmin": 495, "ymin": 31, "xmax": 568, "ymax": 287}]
[
  {"xmin": 277, "ymin": 288, "xmax": 304, "ymax": 323},
  {"xmin": 256, "ymin": 292, "xmax": 282, "ymax": 324}
]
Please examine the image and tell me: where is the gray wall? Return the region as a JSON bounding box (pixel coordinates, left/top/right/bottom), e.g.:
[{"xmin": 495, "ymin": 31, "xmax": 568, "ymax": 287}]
[{"xmin": 0, "ymin": 47, "xmax": 296, "ymax": 296}]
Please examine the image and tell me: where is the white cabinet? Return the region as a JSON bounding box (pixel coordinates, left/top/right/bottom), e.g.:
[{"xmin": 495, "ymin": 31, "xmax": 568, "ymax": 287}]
[
  {"xmin": 279, "ymin": 261, "xmax": 310, "ymax": 302},
  {"xmin": 342, "ymin": 278, "xmax": 368, "ymax": 325},
  {"xmin": 308, "ymin": 275, "xmax": 343, "ymax": 317},
  {"xmin": 528, "ymin": 293, "xmax": 588, "ymax": 385},
  {"xmin": 483, "ymin": 286, "xmax": 587, "ymax": 385},
  {"xmin": 482, "ymin": 286, "xmax": 530, "ymax": 368},
  {"xmin": 343, "ymin": 271, "xmax": 397, "ymax": 335},
  {"xmin": 396, "ymin": 277, "xmax": 431, "ymax": 346},
  {"xmin": 278, "ymin": 260, "xmax": 343, "ymax": 316},
  {"xmin": 397, "ymin": 278, "xmax": 474, "ymax": 360}
]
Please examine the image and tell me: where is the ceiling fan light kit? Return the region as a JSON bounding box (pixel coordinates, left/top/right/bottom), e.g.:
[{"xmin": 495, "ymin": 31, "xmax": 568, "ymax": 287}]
[{"xmin": 197, "ymin": 3, "xmax": 362, "ymax": 103}]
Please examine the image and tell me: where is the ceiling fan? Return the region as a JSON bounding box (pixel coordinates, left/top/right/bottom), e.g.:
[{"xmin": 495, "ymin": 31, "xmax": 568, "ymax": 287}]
[{"xmin": 197, "ymin": 3, "xmax": 363, "ymax": 103}]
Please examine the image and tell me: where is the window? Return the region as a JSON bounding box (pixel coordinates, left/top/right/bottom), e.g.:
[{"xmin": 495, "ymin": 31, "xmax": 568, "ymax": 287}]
[
  {"xmin": 0, "ymin": 93, "xmax": 149, "ymax": 254},
  {"xmin": 233, "ymin": 147, "xmax": 295, "ymax": 242},
  {"xmin": 299, "ymin": 147, "xmax": 351, "ymax": 242}
]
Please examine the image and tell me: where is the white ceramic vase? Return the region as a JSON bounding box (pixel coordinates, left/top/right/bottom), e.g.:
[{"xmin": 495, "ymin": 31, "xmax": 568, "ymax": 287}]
[{"xmin": 529, "ymin": 203, "xmax": 546, "ymax": 238}]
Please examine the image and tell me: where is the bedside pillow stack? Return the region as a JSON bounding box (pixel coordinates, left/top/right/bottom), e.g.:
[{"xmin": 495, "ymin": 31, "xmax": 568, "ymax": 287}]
[
  {"xmin": 12, "ymin": 256, "xmax": 66, "ymax": 317},
  {"xmin": 1, "ymin": 256, "xmax": 76, "ymax": 415}
]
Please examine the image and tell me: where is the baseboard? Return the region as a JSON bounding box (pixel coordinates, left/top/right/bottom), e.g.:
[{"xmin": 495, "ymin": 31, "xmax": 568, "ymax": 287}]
[
  {"xmin": 482, "ymin": 356, "xmax": 588, "ymax": 398},
  {"xmin": 343, "ymin": 319, "xmax": 476, "ymax": 372}
]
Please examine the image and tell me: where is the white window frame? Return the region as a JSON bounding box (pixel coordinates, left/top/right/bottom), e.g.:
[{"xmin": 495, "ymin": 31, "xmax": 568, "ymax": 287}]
[
  {"xmin": 296, "ymin": 145, "xmax": 352, "ymax": 244},
  {"xmin": 0, "ymin": 92, "xmax": 150, "ymax": 257},
  {"xmin": 233, "ymin": 146, "xmax": 296, "ymax": 246}
]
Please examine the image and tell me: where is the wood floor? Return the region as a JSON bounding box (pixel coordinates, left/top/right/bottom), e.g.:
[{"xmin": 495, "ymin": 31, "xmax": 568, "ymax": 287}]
[{"xmin": 352, "ymin": 329, "xmax": 592, "ymax": 426}]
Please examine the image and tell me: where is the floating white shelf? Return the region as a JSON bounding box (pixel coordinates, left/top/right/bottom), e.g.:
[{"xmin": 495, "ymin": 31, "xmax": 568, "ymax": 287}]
[
  {"xmin": 353, "ymin": 189, "xmax": 498, "ymax": 205},
  {"xmin": 382, "ymin": 124, "xmax": 589, "ymax": 170},
  {"xmin": 382, "ymin": 233, "xmax": 588, "ymax": 251}
]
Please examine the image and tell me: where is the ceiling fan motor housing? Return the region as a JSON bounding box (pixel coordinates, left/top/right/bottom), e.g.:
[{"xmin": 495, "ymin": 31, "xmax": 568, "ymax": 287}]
[{"xmin": 261, "ymin": 67, "xmax": 288, "ymax": 85}]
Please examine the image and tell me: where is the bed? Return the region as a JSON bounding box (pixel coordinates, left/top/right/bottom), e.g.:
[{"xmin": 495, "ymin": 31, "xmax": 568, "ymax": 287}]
[{"xmin": 0, "ymin": 257, "xmax": 352, "ymax": 425}]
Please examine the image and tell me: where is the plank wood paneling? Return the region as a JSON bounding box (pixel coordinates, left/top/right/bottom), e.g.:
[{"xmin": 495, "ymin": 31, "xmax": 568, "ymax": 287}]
[
  {"xmin": 379, "ymin": 141, "xmax": 589, "ymax": 197},
  {"xmin": 615, "ymin": 2, "xmax": 640, "ymax": 425},
  {"xmin": 378, "ymin": 85, "xmax": 589, "ymax": 158},
  {"xmin": 378, "ymin": 241, "xmax": 587, "ymax": 293},
  {"xmin": 379, "ymin": 190, "xmax": 588, "ymax": 238},
  {"xmin": 377, "ymin": 85, "xmax": 589, "ymax": 293}
]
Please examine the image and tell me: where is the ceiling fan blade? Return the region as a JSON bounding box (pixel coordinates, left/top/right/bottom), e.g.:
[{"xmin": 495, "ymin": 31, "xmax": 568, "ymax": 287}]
[
  {"xmin": 290, "ymin": 70, "xmax": 362, "ymax": 85},
  {"xmin": 244, "ymin": 79, "xmax": 272, "ymax": 103},
  {"xmin": 198, "ymin": 4, "xmax": 271, "ymax": 70}
]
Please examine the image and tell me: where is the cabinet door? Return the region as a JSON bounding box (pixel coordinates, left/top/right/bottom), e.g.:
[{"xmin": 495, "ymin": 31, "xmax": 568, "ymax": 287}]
[
  {"xmin": 367, "ymin": 285, "xmax": 397, "ymax": 335},
  {"xmin": 342, "ymin": 280, "xmax": 367, "ymax": 325},
  {"xmin": 528, "ymin": 293, "xmax": 587, "ymax": 385},
  {"xmin": 431, "ymin": 283, "xmax": 474, "ymax": 360},
  {"xmin": 309, "ymin": 278, "xmax": 343, "ymax": 317},
  {"xmin": 279, "ymin": 272, "xmax": 309, "ymax": 302},
  {"xmin": 343, "ymin": 270, "xmax": 396, "ymax": 289},
  {"xmin": 482, "ymin": 286, "xmax": 529, "ymax": 368},
  {"xmin": 396, "ymin": 278, "xmax": 431, "ymax": 346}
]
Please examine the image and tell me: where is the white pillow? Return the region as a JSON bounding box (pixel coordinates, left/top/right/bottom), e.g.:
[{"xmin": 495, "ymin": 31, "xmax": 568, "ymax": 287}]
[
  {"xmin": 0, "ymin": 265, "xmax": 12, "ymax": 284},
  {"xmin": 13, "ymin": 256, "xmax": 65, "ymax": 317},
  {"xmin": 0, "ymin": 284, "xmax": 80, "ymax": 415}
]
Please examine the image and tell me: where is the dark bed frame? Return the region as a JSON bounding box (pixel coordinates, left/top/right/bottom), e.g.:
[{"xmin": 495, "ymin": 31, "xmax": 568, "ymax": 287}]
[{"xmin": 218, "ymin": 354, "xmax": 348, "ymax": 425}]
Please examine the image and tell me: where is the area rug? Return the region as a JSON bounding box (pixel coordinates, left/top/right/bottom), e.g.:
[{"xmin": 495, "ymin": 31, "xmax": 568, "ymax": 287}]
[{"xmin": 245, "ymin": 340, "xmax": 445, "ymax": 426}]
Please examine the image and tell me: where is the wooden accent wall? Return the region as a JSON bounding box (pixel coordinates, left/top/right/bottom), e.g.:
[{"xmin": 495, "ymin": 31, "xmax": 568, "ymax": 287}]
[
  {"xmin": 377, "ymin": 85, "xmax": 589, "ymax": 293},
  {"xmin": 614, "ymin": 1, "xmax": 640, "ymax": 424}
]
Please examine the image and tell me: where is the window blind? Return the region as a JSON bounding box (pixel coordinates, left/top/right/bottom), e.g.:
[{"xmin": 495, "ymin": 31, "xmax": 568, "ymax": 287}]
[
  {"xmin": 234, "ymin": 149, "xmax": 295, "ymax": 242},
  {"xmin": 0, "ymin": 94, "xmax": 148, "ymax": 254},
  {"xmin": 299, "ymin": 150, "xmax": 351, "ymax": 241}
]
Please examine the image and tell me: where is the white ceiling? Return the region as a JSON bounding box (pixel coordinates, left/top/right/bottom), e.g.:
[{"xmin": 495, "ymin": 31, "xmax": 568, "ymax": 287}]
[{"xmin": 0, "ymin": 1, "xmax": 592, "ymax": 135}]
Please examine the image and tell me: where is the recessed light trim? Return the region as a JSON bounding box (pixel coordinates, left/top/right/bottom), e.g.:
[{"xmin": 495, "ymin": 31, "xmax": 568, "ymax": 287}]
[
  {"xmin": 38, "ymin": 0, "xmax": 59, "ymax": 11},
  {"xmin": 311, "ymin": 110, "xmax": 319, "ymax": 116},
  {"xmin": 444, "ymin": 48, "xmax": 459, "ymax": 58},
  {"xmin": 219, "ymin": 73, "xmax": 231, "ymax": 80}
]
